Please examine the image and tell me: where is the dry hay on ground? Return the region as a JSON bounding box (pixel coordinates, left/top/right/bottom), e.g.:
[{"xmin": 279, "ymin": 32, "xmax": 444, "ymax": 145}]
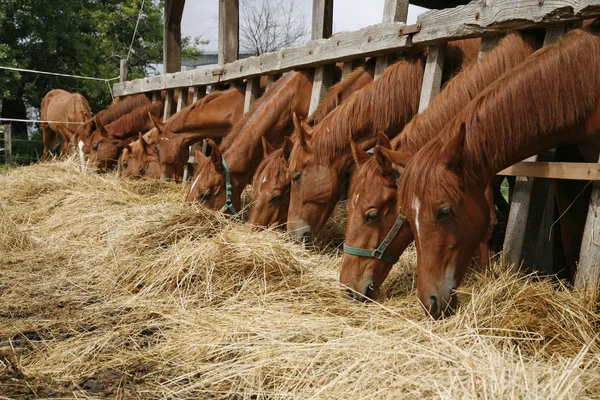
[{"xmin": 0, "ymin": 160, "xmax": 599, "ymax": 399}]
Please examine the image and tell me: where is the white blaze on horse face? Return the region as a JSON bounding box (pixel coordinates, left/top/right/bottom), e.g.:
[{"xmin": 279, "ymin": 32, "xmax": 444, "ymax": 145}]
[
  {"xmin": 353, "ymin": 193, "xmax": 360, "ymax": 209},
  {"xmin": 190, "ymin": 173, "xmax": 202, "ymax": 195},
  {"xmin": 413, "ymin": 197, "xmax": 422, "ymax": 247}
]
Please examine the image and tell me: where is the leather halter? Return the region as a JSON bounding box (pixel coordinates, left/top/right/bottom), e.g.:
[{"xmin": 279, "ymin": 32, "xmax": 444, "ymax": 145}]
[{"xmin": 219, "ymin": 156, "xmax": 238, "ymax": 215}]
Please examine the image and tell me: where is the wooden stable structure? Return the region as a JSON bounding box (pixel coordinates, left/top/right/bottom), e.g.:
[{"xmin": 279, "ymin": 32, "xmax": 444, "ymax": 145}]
[{"xmin": 114, "ymin": 0, "xmax": 600, "ymax": 289}]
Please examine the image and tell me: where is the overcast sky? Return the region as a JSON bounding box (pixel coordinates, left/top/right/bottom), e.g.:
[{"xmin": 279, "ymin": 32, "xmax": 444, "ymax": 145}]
[{"xmin": 181, "ymin": 0, "xmax": 428, "ymax": 52}]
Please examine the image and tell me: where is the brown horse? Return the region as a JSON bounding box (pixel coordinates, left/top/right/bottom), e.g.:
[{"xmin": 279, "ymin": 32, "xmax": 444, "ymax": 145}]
[
  {"xmin": 395, "ymin": 26, "xmax": 600, "ymax": 319},
  {"xmin": 339, "ymin": 32, "xmax": 540, "ymax": 301},
  {"xmin": 249, "ymin": 59, "xmax": 377, "ymax": 228},
  {"xmin": 185, "ymin": 70, "xmax": 314, "ymax": 212},
  {"xmin": 40, "ymin": 89, "xmax": 92, "ymax": 159},
  {"xmin": 287, "ymin": 40, "xmax": 480, "ymax": 243},
  {"xmin": 120, "ymin": 130, "xmax": 161, "ymax": 179},
  {"xmin": 151, "ymin": 86, "xmax": 246, "ymax": 181}
]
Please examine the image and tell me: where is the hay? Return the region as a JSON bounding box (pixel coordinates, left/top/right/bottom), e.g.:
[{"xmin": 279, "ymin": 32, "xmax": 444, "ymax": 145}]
[{"xmin": 1, "ymin": 159, "xmax": 599, "ymax": 399}]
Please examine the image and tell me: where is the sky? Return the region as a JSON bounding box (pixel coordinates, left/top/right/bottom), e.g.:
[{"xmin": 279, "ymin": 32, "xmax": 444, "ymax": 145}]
[{"xmin": 180, "ymin": 0, "xmax": 428, "ymax": 52}]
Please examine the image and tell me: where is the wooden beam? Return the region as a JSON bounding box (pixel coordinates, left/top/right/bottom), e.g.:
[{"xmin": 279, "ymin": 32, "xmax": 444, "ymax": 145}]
[
  {"xmin": 498, "ymin": 161, "xmax": 600, "ymax": 181},
  {"xmin": 163, "ymin": 0, "xmax": 186, "ymax": 73},
  {"xmin": 575, "ymin": 154, "xmax": 600, "ymax": 289},
  {"xmin": 412, "ymin": 0, "xmax": 599, "ymax": 45},
  {"xmin": 312, "ymin": 0, "xmax": 333, "ymax": 40},
  {"xmin": 218, "ymin": 0, "xmax": 239, "ymax": 65},
  {"xmin": 417, "ymin": 43, "xmax": 446, "ymax": 113},
  {"xmin": 244, "ymin": 77, "xmax": 261, "ymax": 114},
  {"xmin": 309, "ymin": 64, "xmax": 336, "ymax": 115}
]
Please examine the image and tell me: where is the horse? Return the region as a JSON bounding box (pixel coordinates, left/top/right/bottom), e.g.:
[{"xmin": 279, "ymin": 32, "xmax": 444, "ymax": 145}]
[
  {"xmin": 394, "ymin": 25, "xmax": 600, "ymax": 319},
  {"xmin": 248, "ymin": 59, "xmax": 377, "ymax": 228},
  {"xmin": 40, "ymin": 89, "xmax": 92, "ymax": 159},
  {"xmin": 120, "ymin": 130, "xmax": 161, "ymax": 179},
  {"xmin": 286, "ymin": 39, "xmax": 481, "ymax": 243},
  {"xmin": 339, "ymin": 32, "xmax": 540, "ymax": 301},
  {"xmin": 185, "ymin": 70, "xmax": 314, "ymax": 212},
  {"xmin": 150, "ymin": 86, "xmax": 246, "ymax": 181}
]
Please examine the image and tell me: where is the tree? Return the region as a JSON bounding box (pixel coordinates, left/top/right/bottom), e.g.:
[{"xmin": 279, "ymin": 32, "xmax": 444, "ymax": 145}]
[
  {"xmin": 240, "ymin": 0, "xmax": 309, "ymax": 56},
  {"xmin": 0, "ymin": 0, "xmax": 206, "ymax": 143}
]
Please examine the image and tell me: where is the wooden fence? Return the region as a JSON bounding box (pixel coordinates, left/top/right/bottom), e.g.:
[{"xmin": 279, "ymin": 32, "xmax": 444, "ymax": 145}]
[{"xmin": 113, "ymin": 0, "xmax": 600, "ymax": 289}]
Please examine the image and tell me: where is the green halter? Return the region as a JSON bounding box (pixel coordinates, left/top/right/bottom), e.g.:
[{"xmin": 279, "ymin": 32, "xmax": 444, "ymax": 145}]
[
  {"xmin": 343, "ymin": 212, "xmax": 406, "ymax": 264},
  {"xmin": 219, "ymin": 156, "xmax": 238, "ymax": 215}
]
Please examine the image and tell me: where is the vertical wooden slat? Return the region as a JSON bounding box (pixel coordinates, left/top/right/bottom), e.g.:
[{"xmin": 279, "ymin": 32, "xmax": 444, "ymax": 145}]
[
  {"xmin": 575, "ymin": 153, "xmax": 600, "ymax": 289},
  {"xmin": 265, "ymin": 75, "xmax": 280, "ymax": 90},
  {"xmin": 193, "ymin": 86, "xmax": 206, "ymax": 103},
  {"xmin": 152, "ymin": 91, "xmax": 160, "ymax": 103},
  {"xmin": 503, "ymin": 25, "xmax": 565, "ymax": 269},
  {"xmin": 244, "ymin": 77, "xmax": 261, "ymax": 114},
  {"xmin": 4, "ymin": 125, "xmax": 11, "ymax": 165},
  {"xmin": 478, "ymin": 35, "xmax": 503, "ymax": 60},
  {"xmin": 308, "ymin": 64, "xmax": 336, "ymax": 116},
  {"xmin": 177, "ymin": 87, "xmax": 189, "ymax": 111},
  {"xmin": 417, "ymin": 43, "xmax": 447, "ymax": 113},
  {"xmin": 119, "ymin": 59, "xmax": 128, "ymax": 82},
  {"xmin": 163, "ymin": 89, "xmax": 174, "ymax": 121},
  {"xmin": 164, "ymin": 0, "xmax": 185, "ymax": 73},
  {"xmin": 375, "ymin": 0, "xmax": 408, "ymax": 79},
  {"xmin": 218, "ymin": 0, "xmax": 239, "ymax": 65},
  {"xmin": 311, "ymin": 0, "xmax": 333, "ymax": 40},
  {"xmin": 342, "ymin": 59, "xmax": 363, "ymax": 79}
]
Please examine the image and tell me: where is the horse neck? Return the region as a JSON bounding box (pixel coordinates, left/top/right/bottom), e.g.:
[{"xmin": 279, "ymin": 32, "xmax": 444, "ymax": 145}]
[
  {"xmin": 106, "ymin": 102, "xmax": 162, "ymax": 139},
  {"xmin": 392, "ymin": 32, "xmax": 538, "ymax": 154}
]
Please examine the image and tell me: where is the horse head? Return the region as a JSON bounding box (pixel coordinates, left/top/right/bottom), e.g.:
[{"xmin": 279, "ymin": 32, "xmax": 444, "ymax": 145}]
[{"xmin": 121, "ymin": 131, "xmax": 161, "ymax": 179}]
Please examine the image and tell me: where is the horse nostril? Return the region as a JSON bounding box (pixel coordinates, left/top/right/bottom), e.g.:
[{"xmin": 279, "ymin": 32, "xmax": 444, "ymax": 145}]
[
  {"xmin": 139, "ymin": 168, "xmax": 145, "ymax": 176},
  {"xmin": 345, "ymin": 288, "xmax": 355, "ymax": 299},
  {"xmin": 429, "ymin": 295, "xmax": 439, "ymax": 315},
  {"xmin": 365, "ymin": 283, "xmax": 376, "ymax": 299}
]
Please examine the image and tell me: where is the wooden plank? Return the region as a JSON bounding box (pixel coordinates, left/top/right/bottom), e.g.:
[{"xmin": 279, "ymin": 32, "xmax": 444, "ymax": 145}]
[
  {"xmin": 308, "ymin": 64, "xmax": 336, "ymax": 115},
  {"xmin": 113, "ymin": 22, "xmax": 410, "ymax": 96},
  {"xmin": 176, "ymin": 87, "xmax": 189, "ymax": 111},
  {"xmin": 192, "ymin": 86, "xmax": 206, "ymax": 103},
  {"xmin": 374, "ymin": 55, "xmax": 389, "ymax": 80},
  {"xmin": 382, "ymin": 0, "xmax": 409, "ymax": 23},
  {"xmin": 341, "ymin": 59, "xmax": 362, "ymax": 78},
  {"xmin": 413, "ymin": 0, "xmax": 600, "ymax": 45},
  {"xmin": 575, "ymin": 154, "xmax": 600, "ymax": 289},
  {"xmin": 312, "ymin": 0, "xmax": 334, "ymax": 40},
  {"xmin": 244, "ymin": 77, "xmax": 261, "ymax": 114},
  {"xmin": 4, "ymin": 125, "xmax": 11, "ymax": 164},
  {"xmin": 478, "ymin": 34, "xmax": 503, "ymax": 60},
  {"xmin": 163, "ymin": 0, "xmax": 185, "ymax": 73},
  {"xmin": 417, "ymin": 43, "xmax": 446, "ymax": 113},
  {"xmin": 266, "ymin": 74, "xmax": 280, "ymax": 90},
  {"xmin": 119, "ymin": 59, "xmax": 128, "ymax": 82},
  {"xmin": 218, "ymin": 0, "xmax": 239, "ymax": 65},
  {"xmin": 498, "ymin": 162, "xmax": 600, "ymax": 180},
  {"xmin": 163, "ymin": 89, "xmax": 174, "ymax": 121}
]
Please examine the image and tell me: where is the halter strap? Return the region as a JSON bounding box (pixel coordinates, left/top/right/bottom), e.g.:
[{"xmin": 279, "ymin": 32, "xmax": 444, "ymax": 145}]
[
  {"xmin": 343, "ymin": 212, "xmax": 406, "ymax": 264},
  {"xmin": 219, "ymin": 156, "xmax": 238, "ymax": 215}
]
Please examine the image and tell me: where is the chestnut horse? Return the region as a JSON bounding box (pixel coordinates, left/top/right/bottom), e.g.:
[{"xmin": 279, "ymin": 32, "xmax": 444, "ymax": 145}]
[
  {"xmin": 40, "ymin": 89, "xmax": 92, "ymax": 159},
  {"xmin": 395, "ymin": 26, "xmax": 600, "ymax": 319},
  {"xmin": 287, "ymin": 40, "xmax": 480, "ymax": 243},
  {"xmin": 120, "ymin": 130, "xmax": 161, "ymax": 179},
  {"xmin": 185, "ymin": 70, "xmax": 314, "ymax": 213},
  {"xmin": 249, "ymin": 59, "xmax": 377, "ymax": 228},
  {"xmin": 340, "ymin": 32, "xmax": 539, "ymax": 301},
  {"xmin": 151, "ymin": 86, "xmax": 246, "ymax": 181}
]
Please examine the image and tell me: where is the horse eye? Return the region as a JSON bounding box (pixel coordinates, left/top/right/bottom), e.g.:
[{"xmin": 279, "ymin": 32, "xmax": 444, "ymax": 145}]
[
  {"xmin": 154, "ymin": 145, "xmax": 159, "ymax": 154},
  {"xmin": 365, "ymin": 209, "xmax": 379, "ymax": 222},
  {"xmin": 92, "ymin": 143, "xmax": 99, "ymax": 151},
  {"xmin": 436, "ymin": 205, "xmax": 453, "ymax": 220},
  {"xmin": 292, "ymin": 172, "xmax": 302, "ymax": 183},
  {"xmin": 200, "ymin": 191, "xmax": 211, "ymax": 201},
  {"xmin": 270, "ymin": 191, "xmax": 283, "ymax": 202},
  {"xmin": 123, "ymin": 160, "xmax": 128, "ymax": 168}
]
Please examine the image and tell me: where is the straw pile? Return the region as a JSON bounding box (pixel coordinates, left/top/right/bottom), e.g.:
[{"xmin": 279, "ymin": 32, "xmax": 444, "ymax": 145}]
[{"xmin": 1, "ymin": 160, "xmax": 599, "ymax": 399}]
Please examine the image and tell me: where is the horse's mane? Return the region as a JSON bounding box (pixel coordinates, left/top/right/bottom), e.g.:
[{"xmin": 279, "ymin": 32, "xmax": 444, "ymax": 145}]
[
  {"xmin": 165, "ymin": 90, "xmax": 229, "ymax": 133},
  {"xmin": 400, "ymin": 28, "xmax": 600, "ymax": 213},
  {"xmin": 392, "ymin": 32, "xmax": 539, "ymax": 154},
  {"xmin": 97, "ymin": 94, "xmax": 151, "ymax": 125},
  {"xmin": 307, "ymin": 58, "xmax": 376, "ymax": 125},
  {"xmin": 106, "ymin": 101, "xmax": 163, "ymax": 138}
]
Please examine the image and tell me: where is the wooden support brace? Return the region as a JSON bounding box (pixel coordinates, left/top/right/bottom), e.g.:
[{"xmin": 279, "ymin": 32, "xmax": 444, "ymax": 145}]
[
  {"xmin": 244, "ymin": 77, "xmax": 261, "ymax": 114},
  {"xmin": 163, "ymin": 89, "xmax": 174, "ymax": 121},
  {"xmin": 308, "ymin": 64, "xmax": 336, "ymax": 116},
  {"xmin": 417, "ymin": 43, "xmax": 447, "ymax": 113}
]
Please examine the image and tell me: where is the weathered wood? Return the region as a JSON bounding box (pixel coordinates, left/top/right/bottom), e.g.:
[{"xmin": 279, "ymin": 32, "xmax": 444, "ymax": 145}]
[
  {"xmin": 152, "ymin": 91, "xmax": 160, "ymax": 103},
  {"xmin": 114, "ymin": 22, "xmax": 410, "ymax": 96},
  {"xmin": 164, "ymin": 0, "xmax": 186, "ymax": 73},
  {"xmin": 266, "ymin": 74, "xmax": 281, "ymax": 90},
  {"xmin": 3, "ymin": 125, "xmax": 11, "ymax": 164},
  {"xmin": 312, "ymin": 0, "xmax": 333, "ymax": 40},
  {"xmin": 478, "ymin": 34, "xmax": 503, "ymax": 60},
  {"xmin": 498, "ymin": 162, "xmax": 600, "ymax": 180},
  {"xmin": 342, "ymin": 59, "xmax": 362, "ymax": 78},
  {"xmin": 374, "ymin": 55, "xmax": 389, "ymax": 80},
  {"xmin": 244, "ymin": 77, "xmax": 261, "ymax": 114},
  {"xmin": 575, "ymin": 154, "xmax": 600, "ymax": 289},
  {"xmin": 218, "ymin": 0, "xmax": 239, "ymax": 65},
  {"xmin": 192, "ymin": 86, "xmax": 206, "ymax": 103},
  {"xmin": 119, "ymin": 59, "xmax": 128, "ymax": 82},
  {"xmin": 163, "ymin": 89, "xmax": 174, "ymax": 121},
  {"xmin": 413, "ymin": 0, "xmax": 599, "ymax": 45},
  {"xmin": 309, "ymin": 64, "xmax": 336, "ymax": 115},
  {"xmin": 382, "ymin": 0, "xmax": 409, "ymax": 23},
  {"xmin": 176, "ymin": 87, "xmax": 189, "ymax": 111},
  {"xmin": 417, "ymin": 43, "xmax": 446, "ymax": 113}
]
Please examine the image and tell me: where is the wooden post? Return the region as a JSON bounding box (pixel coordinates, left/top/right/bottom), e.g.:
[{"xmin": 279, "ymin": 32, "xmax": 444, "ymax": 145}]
[
  {"xmin": 503, "ymin": 26, "xmax": 565, "ymax": 269},
  {"xmin": 244, "ymin": 77, "xmax": 261, "ymax": 114},
  {"xmin": 417, "ymin": 43, "xmax": 446, "ymax": 113},
  {"xmin": 119, "ymin": 59, "xmax": 128, "ymax": 82},
  {"xmin": 575, "ymin": 154, "xmax": 600, "ymax": 289},
  {"xmin": 311, "ymin": 0, "xmax": 333, "ymax": 40},
  {"xmin": 164, "ymin": 0, "xmax": 185, "ymax": 73},
  {"xmin": 218, "ymin": 0, "xmax": 239, "ymax": 65},
  {"xmin": 375, "ymin": 0, "xmax": 408, "ymax": 79},
  {"xmin": 4, "ymin": 125, "xmax": 11, "ymax": 164},
  {"xmin": 163, "ymin": 89, "xmax": 174, "ymax": 121}
]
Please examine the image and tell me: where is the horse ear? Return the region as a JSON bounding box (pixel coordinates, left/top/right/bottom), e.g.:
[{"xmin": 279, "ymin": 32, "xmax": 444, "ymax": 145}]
[
  {"xmin": 97, "ymin": 121, "xmax": 108, "ymax": 138},
  {"xmin": 90, "ymin": 119, "xmax": 97, "ymax": 131},
  {"xmin": 138, "ymin": 133, "xmax": 149, "ymax": 153},
  {"xmin": 123, "ymin": 142, "xmax": 133, "ymax": 154},
  {"xmin": 282, "ymin": 136, "xmax": 294, "ymax": 161},
  {"xmin": 377, "ymin": 132, "xmax": 392, "ymax": 149},
  {"xmin": 293, "ymin": 112, "xmax": 311, "ymax": 151},
  {"xmin": 207, "ymin": 139, "xmax": 223, "ymax": 171},
  {"xmin": 377, "ymin": 146, "xmax": 413, "ymax": 169},
  {"xmin": 349, "ymin": 134, "xmax": 370, "ymax": 166},
  {"xmin": 261, "ymin": 135, "xmax": 275, "ymax": 157},
  {"xmin": 441, "ymin": 122, "xmax": 466, "ymax": 171},
  {"xmin": 194, "ymin": 145, "xmax": 207, "ymax": 162},
  {"xmin": 148, "ymin": 112, "xmax": 164, "ymax": 134}
]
